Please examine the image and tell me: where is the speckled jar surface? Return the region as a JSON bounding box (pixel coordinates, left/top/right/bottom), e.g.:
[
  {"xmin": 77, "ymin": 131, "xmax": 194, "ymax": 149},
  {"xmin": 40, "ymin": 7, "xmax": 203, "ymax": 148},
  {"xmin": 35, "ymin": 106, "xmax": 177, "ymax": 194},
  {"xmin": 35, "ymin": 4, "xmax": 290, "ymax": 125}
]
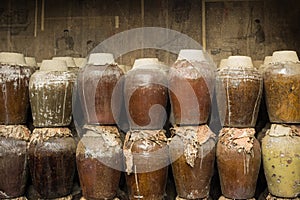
[{"xmin": 262, "ymin": 124, "xmax": 300, "ymax": 198}]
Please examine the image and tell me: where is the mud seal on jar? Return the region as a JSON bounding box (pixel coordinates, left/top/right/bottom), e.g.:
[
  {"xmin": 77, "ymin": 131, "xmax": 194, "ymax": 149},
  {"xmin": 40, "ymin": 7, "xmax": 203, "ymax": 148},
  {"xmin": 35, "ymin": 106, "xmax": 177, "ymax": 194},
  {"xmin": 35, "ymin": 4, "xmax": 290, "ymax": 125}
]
[
  {"xmin": 29, "ymin": 127, "xmax": 73, "ymax": 145},
  {"xmin": 123, "ymin": 129, "xmax": 168, "ymax": 174},
  {"xmin": 0, "ymin": 125, "xmax": 30, "ymax": 141},
  {"xmin": 218, "ymin": 128, "xmax": 256, "ymax": 155},
  {"xmin": 170, "ymin": 125, "xmax": 216, "ymax": 167}
]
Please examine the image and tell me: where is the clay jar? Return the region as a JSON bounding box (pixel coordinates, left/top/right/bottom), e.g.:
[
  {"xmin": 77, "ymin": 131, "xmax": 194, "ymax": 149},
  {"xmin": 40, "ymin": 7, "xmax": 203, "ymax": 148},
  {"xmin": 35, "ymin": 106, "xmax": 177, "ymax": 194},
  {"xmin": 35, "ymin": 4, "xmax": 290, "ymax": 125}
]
[
  {"xmin": 262, "ymin": 124, "xmax": 300, "ymax": 198},
  {"xmin": 29, "ymin": 60, "xmax": 76, "ymax": 127},
  {"xmin": 0, "ymin": 125, "xmax": 30, "ymax": 198},
  {"xmin": 78, "ymin": 53, "xmax": 124, "ymax": 125},
  {"xmin": 216, "ymin": 128, "xmax": 261, "ymax": 199},
  {"xmin": 76, "ymin": 125, "xmax": 122, "ymax": 200},
  {"xmin": 123, "ymin": 129, "xmax": 169, "ymax": 200},
  {"xmin": 0, "ymin": 52, "xmax": 32, "ymax": 124},
  {"xmin": 125, "ymin": 58, "xmax": 168, "ymax": 130},
  {"xmin": 169, "ymin": 49, "xmax": 215, "ymax": 125},
  {"xmin": 169, "ymin": 125, "xmax": 216, "ymax": 199},
  {"xmin": 28, "ymin": 128, "xmax": 76, "ymax": 199},
  {"xmin": 216, "ymin": 56, "xmax": 263, "ymax": 127},
  {"xmin": 263, "ymin": 50, "xmax": 300, "ymax": 123}
]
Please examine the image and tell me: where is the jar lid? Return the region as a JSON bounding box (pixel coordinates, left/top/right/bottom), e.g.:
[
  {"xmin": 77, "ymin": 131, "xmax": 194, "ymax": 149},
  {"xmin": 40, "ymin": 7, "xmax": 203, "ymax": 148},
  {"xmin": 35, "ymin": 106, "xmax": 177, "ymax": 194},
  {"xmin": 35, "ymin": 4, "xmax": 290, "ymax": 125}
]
[
  {"xmin": 40, "ymin": 59, "xmax": 68, "ymax": 71},
  {"xmin": 87, "ymin": 53, "xmax": 115, "ymax": 65},
  {"xmin": 263, "ymin": 56, "xmax": 273, "ymax": 65},
  {"xmin": 132, "ymin": 58, "xmax": 161, "ymax": 70},
  {"xmin": 25, "ymin": 57, "xmax": 37, "ymax": 67},
  {"xmin": 272, "ymin": 50, "xmax": 299, "ymax": 63},
  {"xmin": 219, "ymin": 58, "xmax": 228, "ymax": 68},
  {"xmin": 52, "ymin": 56, "xmax": 76, "ymax": 67},
  {"xmin": 0, "ymin": 52, "xmax": 26, "ymax": 66},
  {"xmin": 177, "ymin": 49, "xmax": 206, "ymax": 62},
  {"xmin": 268, "ymin": 124, "xmax": 300, "ymax": 137},
  {"xmin": 73, "ymin": 57, "xmax": 87, "ymax": 68},
  {"xmin": 226, "ymin": 56, "xmax": 254, "ymax": 69}
]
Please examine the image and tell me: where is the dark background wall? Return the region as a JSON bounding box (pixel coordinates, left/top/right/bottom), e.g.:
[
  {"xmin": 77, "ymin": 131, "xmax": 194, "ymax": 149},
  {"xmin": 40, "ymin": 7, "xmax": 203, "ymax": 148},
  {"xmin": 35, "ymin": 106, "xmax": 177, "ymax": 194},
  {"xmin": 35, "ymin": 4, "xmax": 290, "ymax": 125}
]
[{"xmin": 0, "ymin": 0, "xmax": 299, "ymax": 65}]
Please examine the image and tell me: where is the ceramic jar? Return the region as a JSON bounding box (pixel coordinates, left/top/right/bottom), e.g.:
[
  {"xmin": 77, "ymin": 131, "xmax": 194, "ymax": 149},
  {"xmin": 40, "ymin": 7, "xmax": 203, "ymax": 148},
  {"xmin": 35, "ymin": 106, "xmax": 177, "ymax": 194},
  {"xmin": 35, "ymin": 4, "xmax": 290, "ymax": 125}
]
[
  {"xmin": 28, "ymin": 128, "xmax": 76, "ymax": 199},
  {"xmin": 78, "ymin": 53, "xmax": 124, "ymax": 125},
  {"xmin": 216, "ymin": 56, "xmax": 263, "ymax": 127},
  {"xmin": 262, "ymin": 124, "xmax": 300, "ymax": 198},
  {"xmin": 76, "ymin": 125, "xmax": 122, "ymax": 200},
  {"xmin": 0, "ymin": 125, "xmax": 30, "ymax": 198},
  {"xmin": 123, "ymin": 129, "xmax": 169, "ymax": 200},
  {"xmin": 169, "ymin": 125, "xmax": 216, "ymax": 199},
  {"xmin": 263, "ymin": 50, "xmax": 300, "ymax": 123},
  {"xmin": 217, "ymin": 128, "xmax": 261, "ymax": 199},
  {"xmin": 169, "ymin": 49, "xmax": 215, "ymax": 125},
  {"xmin": 29, "ymin": 60, "xmax": 76, "ymax": 127},
  {"xmin": 124, "ymin": 58, "xmax": 168, "ymax": 129},
  {"xmin": 0, "ymin": 52, "xmax": 32, "ymax": 124}
]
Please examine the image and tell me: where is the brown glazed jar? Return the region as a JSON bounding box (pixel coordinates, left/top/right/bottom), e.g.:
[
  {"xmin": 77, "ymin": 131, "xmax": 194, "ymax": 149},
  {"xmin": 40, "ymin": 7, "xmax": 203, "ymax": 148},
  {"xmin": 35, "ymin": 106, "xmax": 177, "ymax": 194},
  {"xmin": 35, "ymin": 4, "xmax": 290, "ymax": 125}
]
[
  {"xmin": 123, "ymin": 129, "xmax": 169, "ymax": 200},
  {"xmin": 169, "ymin": 125, "xmax": 216, "ymax": 199},
  {"xmin": 263, "ymin": 51, "xmax": 300, "ymax": 123},
  {"xmin": 262, "ymin": 124, "xmax": 300, "ymax": 198},
  {"xmin": 28, "ymin": 128, "xmax": 76, "ymax": 199},
  {"xmin": 169, "ymin": 49, "xmax": 215, "ymax": 125},
  {"xmin": 78, "ymin": 53, "xmax": 124, "ymax": 125},
  {"xmin": 124, "ymin": 58, "xmax": 168, "ymax": 130},
  {"xmin": 0, "ymin": 52, "xmax": 32, "ymax": 124},
  {"xmin": 216, "ymin": 128, "xmax": 261, "ymax": 199},
  {"xmin": 29, "ymin": 60, "xmax": 76, "ymax": 127},
  {"xmin": 218, "ymin": 195, "xmax": 255, "ymax": 200},
  {"xmin": 76, "ymin": 125, "xmax": 122, "ymax": 200},
  {"xmin": 216, "ymin": 56, "xmax": 263, "ymax": 127},
  {"xmin": 0, "ymin": 125, "xmax": 30, "ymax": 198}
]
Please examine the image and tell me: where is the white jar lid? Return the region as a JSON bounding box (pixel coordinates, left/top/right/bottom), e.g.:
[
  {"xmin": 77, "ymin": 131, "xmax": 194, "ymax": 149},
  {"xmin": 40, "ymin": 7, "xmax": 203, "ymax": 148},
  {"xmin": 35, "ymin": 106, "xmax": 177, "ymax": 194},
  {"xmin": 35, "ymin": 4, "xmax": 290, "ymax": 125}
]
[
  {"xmin": 263, "ymin": 56, "xmax": 273, "ymax": 65},
  {"xmin": 25, "ymin": 57, "xmax": 37, "ymax": 67},
  {"xmin": 272, "ymin": 50, "xmax": 299, "ymax": 63},
  {"xmin": 52, "ymin": 56, "xmax": 76, "ymax": 67},
  {"xmin": 87, "ymin": 53, "xmax": 115, "ymax": 65},
  {"xmin": 132, "ymin": 58, "xmax": 159, "ymax": 69},
  {"xmin": 0, "ymin": 52, "xmax": 26, "ymax": 65},
  {"xmin": 177, "ymin": 49, "xmax": 206, "ymax": 62},
  {"xmin": 73, "ymin": 57, "xmax": 87, "ymax": 68},
  {"xmin": 40, "ymin": 59, "xmax": 68, "ymax": 71},
  {"xmin": 219, "ymin": 59, "xmax": 228, "ymax": 68},
  {"xmin": 227, "ymin": 56, "xmax": 253, "ymax": 68}
]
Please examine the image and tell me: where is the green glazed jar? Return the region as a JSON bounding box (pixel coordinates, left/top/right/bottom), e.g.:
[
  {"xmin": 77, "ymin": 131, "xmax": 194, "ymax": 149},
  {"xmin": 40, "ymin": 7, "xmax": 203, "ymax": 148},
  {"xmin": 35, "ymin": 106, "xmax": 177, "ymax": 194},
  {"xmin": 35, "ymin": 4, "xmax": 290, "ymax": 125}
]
[{"xmin": 262, "ymin": 124, "xmax": 300, "ymax": 198}]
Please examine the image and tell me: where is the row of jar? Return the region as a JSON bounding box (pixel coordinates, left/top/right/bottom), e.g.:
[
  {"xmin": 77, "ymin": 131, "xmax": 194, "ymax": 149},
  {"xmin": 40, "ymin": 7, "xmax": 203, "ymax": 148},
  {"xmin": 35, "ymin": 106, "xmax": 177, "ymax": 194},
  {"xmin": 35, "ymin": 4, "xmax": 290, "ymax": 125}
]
[
  {"xmin": 0, "ymin": 49, "xmax": 299, "ymax": 128},
  {"xmin": 1, "ymin": 123, "xmax": 299, "ymax": 199}
]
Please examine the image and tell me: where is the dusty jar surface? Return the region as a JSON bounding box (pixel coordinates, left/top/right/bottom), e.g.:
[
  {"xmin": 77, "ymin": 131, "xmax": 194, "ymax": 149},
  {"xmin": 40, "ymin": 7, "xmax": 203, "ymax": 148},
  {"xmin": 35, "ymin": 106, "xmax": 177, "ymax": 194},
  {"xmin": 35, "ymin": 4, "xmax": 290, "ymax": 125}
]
[
  {"xmin": 216, "ymin": 67, "xmax": 262, "ymax": 127},
  {"xmin": 169, "ymin": 59, "xmax": 215, "ymax": 125},
  {"xmin": 263, "ymin": 62, "xmax": 300, "ymax": 123},
  {"xmin": 78, "ymin": 64, "xmax": 124, "ymax": 125},
  {"xmin": 76, "ymin": 125, "xmax": 122, "ymax": 200},
  {"xmin": 169, "ymin": 125, "xmax": 216, "ymax": 199},
  {"xmin": 262, "ymin": 124, "xmax": 300, "ymax": 198},
  {"xmin": 123, "ymin": 129, "xmax": 169, "ymax": 200},
  {"xmin": 0, "ymin": 64, "xmax": 32, "ymax": 124},
  {"xmin": 28, "ymin": 128, "xmax": 76, "ymax": 199},
  {"xmin": 29, "ymin": 71, "xmax": 76, "ymax": 127},
  {"xmin": 216, "ymin": 128, "xmax": 261, "ymax": 199},
  {"xmin": 0, "ymin": 125, "xmax": 30, "ymax": 199}
]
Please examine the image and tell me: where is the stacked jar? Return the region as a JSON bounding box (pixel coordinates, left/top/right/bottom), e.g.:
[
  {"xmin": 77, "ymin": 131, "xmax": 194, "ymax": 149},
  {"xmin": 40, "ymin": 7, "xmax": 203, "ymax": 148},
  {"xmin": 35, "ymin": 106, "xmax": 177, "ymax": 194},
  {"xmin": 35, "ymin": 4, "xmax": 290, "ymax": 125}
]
[
  {"xmin": 76, "ymin": 53, "xmax": 124, "ymax": 200},
  {"xmin": 215, "ymin": 56, "xmax": 263, "ymax": 199},
  {"xmin": 0, "ymin": 52, "xmax": 32, "ymax": 199},
  {"xmin": 262, "ymin": 50, "xmax": 300, "ymax": 199},
  {"xmin": 168, "ymin": 49, "xmax": 216, "ymax": 200},
  {"xmin": 28, "ymin": 59, "xmax": 77, "ymax": 199},
  {"xmin": 123, "ymin": 58, "xmax": 169, "ymax": 200}
]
